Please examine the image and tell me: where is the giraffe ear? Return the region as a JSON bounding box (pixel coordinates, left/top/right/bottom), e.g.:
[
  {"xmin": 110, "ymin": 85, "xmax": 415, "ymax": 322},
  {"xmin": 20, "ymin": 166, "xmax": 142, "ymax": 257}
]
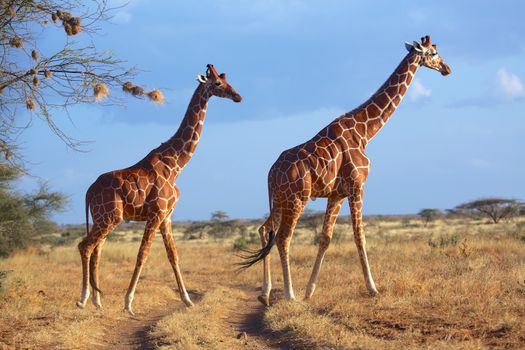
[
  {"xmin": 197, "ymin": 75, "xmax": 207, "ymax": 84},
  {"xmin": 412, "ymin": 41, "xmax": 425, "ymax": 53},
  {"xmin": 404, "ymin": 42, "xmax": 414, "ymax": 52}
]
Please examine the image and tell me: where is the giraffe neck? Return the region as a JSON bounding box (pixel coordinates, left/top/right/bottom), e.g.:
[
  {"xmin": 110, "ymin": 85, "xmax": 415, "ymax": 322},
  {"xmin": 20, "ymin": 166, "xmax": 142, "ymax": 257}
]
[
  {"xmin": 346, "ymin": 52, "xmax": 421, "ymax": 144},
  {"xmin": 158, "ymin": 84, "xmax": 211, "ymax": 170}
]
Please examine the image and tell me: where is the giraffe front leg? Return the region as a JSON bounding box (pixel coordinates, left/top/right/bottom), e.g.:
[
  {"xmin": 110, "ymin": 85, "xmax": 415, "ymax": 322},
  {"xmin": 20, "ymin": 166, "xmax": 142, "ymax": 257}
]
[
  {"xmin": 305, "ymin": 197, "xmax": 344, "ymax": 299},
  {"xmin": 125, "ymin": 218, "xmax": 161, "ymax": 316},
  {"xmin": 160, "ymin": 218, "xmax": 194, "ymax": 307},
  {"xmin": 349, "ymin": 184, "xmax": 378, "ymax": 295}
]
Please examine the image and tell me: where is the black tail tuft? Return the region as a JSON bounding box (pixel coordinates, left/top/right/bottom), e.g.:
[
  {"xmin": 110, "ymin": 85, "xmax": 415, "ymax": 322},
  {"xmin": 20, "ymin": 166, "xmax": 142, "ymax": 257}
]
[{"xmin": 236, "ymin": 230, "xmax": 275, "ymax": 270}]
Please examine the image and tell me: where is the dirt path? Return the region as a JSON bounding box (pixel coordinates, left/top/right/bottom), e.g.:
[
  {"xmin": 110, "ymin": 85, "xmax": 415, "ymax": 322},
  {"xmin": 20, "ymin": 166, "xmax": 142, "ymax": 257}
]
[
  {"xmin": 226, "ymin": 287, "xmax": 289, "ymax": 350},
  {"xmin": 93, "ymin": 304, "xmax": 181, "ymax": 350}
]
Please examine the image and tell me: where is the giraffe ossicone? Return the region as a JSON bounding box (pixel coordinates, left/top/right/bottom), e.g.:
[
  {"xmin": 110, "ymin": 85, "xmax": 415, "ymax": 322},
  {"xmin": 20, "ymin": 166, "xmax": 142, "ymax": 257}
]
[
  {"xmin": 76, "ymin": 64, "xmax": 242, "ymax": 315},
  {"xmin": 240, "ymin": 35, "xmax": 451, "ymax": 305}
]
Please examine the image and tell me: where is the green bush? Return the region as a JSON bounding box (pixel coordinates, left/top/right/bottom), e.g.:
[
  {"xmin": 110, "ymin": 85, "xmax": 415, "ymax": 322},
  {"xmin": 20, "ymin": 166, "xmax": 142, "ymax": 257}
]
[
  {"xmin": 428, "ymin": 234, "xmax": 460, "ymax": 249},
  {"xmin": 0, "ymin": 164, "xmax": 66, "ymax": 257}
]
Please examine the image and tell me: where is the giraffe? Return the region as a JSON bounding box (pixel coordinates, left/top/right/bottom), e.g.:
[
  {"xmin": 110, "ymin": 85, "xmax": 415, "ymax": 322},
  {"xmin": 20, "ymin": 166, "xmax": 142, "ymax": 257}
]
[
  {"xmin": 240, "ymin": 36, "xmax": 451, "ymax": 306},
  {"xmin": 76, "ymin": 64, "xmax": 242, "ymax": 315}
]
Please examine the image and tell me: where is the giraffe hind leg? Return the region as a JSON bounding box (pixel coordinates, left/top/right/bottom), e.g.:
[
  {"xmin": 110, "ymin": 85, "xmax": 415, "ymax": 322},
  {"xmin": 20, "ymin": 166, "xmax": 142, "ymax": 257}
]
[
  {"xmin": 257, "ymin": 217, "xmax": 273, "ymax": 306},
  {"xmin": 77, "ymin": 224, "xmax": 113, "ymax": 309},
  {"xmin": 276, "ymin": 200, "xmax": 306, "ymax": 301},
  {"xmin": 90, "ymin": 239, "xmax": 106, "ymax": 308}
]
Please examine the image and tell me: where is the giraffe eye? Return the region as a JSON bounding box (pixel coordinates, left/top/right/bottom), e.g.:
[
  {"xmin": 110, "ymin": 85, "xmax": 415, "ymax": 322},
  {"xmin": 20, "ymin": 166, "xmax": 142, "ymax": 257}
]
[{"xmin": 214, "ymin": 81, "xmax": 222, "ymax": 87}]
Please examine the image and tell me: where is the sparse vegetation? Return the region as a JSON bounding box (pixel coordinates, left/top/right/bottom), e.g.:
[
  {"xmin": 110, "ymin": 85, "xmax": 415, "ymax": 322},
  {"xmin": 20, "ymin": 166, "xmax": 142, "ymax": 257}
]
[
  {"xmin": 456, "ymin": 197, "xmax": 522, "ymax": 224},
  {"xmin": 0, "ymin": 214, "xmax": 523, "ymax": 348},
  {"xmin": 418, "ymin": 208, "xmax": 442, "ymax": 226},
  {"xmin": 0, "ymin": 163, "xmax": 65, "ymax": 257}
]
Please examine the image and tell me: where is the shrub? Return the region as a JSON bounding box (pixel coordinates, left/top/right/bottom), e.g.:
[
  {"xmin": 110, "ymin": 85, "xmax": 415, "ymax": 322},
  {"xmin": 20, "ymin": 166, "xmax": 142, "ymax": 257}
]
[{"xmin": 0, "ymin": 164, "xmax": 66, "ymax": 257}]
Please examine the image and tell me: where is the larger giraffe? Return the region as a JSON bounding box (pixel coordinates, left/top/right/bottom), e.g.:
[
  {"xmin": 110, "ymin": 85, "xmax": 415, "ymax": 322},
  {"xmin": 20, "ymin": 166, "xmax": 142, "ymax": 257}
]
[
  {"xmin": 241, "ymin": 36, "xmax": 451, "ymax": 306},
  {"xmin": 77, "ymin": 64, "xmax": 242, "ymax": 315}
]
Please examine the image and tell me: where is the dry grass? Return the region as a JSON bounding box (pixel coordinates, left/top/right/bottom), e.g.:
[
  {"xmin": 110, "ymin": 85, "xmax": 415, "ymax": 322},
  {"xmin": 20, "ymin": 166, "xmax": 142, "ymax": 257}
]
[
  {"xmin": 264, "ymin": 236, "xmax": 525, "ymax": 349},
  {"xmin": 0, "ymin": 217, "xmax": 524, "ymax": 349}
]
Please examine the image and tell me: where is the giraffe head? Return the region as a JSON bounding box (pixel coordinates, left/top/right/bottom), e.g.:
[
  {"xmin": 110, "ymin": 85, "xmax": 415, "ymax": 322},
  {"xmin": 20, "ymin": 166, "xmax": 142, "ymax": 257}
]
[
  {"xmin": 405, "ymin": 35, "xmax": 451, "ymax": 76},
  {"xmin": 197, "ymin": 64, "xmax": 243, "ymax": 102}
]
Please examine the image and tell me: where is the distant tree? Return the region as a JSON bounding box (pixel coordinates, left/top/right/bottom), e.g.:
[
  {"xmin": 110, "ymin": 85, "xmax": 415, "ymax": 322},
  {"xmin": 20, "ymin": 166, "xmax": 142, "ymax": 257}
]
[
  {"xmin": 455, "ymin": 198, "xmax": 522, "ymax": 224},
  {"xmin": 0, "ymin": 163, "xmax": 66, "ymax": 257},
  {"xmin": 418, "ymin": 208, "xmax": 442, "ymax": 227},
  {"xmin": 299, "ymin": 209, "xmax": 323, "ymax": 243},
  {"xmin": 211, "ymin": 210, "xmax": 229, "ymax": 222},
  {"xmin": 0, "ymin": 0, "xmax": 164, "ymax": 164}
]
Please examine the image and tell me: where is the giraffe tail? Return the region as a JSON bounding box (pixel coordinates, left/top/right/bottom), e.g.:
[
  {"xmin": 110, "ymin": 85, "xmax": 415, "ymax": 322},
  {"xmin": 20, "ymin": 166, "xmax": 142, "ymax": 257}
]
[
  {"xmin": 85, "ymin": 187, "xmax": 103, "ymax": 295},
  {"xmin": 236, "ymin": 230, "xmax": 275, "ymax": 270}
]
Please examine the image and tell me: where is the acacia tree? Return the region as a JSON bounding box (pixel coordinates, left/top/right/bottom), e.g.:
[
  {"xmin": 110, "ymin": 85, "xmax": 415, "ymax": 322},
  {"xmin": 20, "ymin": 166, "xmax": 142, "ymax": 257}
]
[
  {"xmin": 418, "ymin": 208, "xmax": 442, "ymax": 227},
  {"xmin": 0, "ymin": 0, "xmax": 164, "ymax": 163},
  {"xmin": 0, "ymin": 163, "xmax": 66, "ymax": 257},
  {"xmin": 455, "ymin": 198, "xmax": 522, "ymax": 224}
]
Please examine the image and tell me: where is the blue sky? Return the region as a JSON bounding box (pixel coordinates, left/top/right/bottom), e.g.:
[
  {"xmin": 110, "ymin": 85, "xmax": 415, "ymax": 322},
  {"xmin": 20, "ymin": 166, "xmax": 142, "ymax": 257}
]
[{"xmin": 18, "ymin": 1, "xmax": 525, "ymax": 223}]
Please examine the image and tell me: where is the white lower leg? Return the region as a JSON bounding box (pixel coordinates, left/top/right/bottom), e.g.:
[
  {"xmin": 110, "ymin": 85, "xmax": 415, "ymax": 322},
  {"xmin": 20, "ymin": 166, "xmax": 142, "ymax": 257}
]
[
  {"xmin": 92, "ymin": 290, "xmax": 102, "ymax": 308},
  {"xmin": 281, "ymin": 257, "xmax": 295, "ymax": 300},
  {"xmin": 76, "ymin": 287, "xmax": 90, "ymax": 308},
  {"xmin": 174, "ymin": 264, "xmax": 193, "ymax": 307},
  {"xmin": 359, "ymin": 249, "xmax": 378, "ymax": 295},
  {"xmin": 262, "ymin": 257, "xmax": 272, "ymax": 296},
  {"xmin": 124, "ymin": 265, "xmax": 143, "ymax": 315},
  {"xmin": 306, "ymin": 252, "xmax": 326, "ymax": 299}
]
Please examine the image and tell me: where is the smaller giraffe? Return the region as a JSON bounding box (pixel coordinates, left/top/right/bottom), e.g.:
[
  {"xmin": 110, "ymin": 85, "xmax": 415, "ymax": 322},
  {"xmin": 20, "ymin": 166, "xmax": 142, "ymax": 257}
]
[
  {"xmin": 76, "ymin": 64, "xmax": 242, "ymax": 315},
  {"xmin": 240, "ymin": 36, "xmax": 451, "ymax": 306}
]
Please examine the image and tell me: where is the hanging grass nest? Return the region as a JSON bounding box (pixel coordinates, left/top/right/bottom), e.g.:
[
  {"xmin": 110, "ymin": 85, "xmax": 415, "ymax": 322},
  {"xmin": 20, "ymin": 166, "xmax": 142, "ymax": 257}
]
[
  {"xmin": 131, "ymin": 86, "xmax": 146, "ymax": 96},
  {"xmin": 51, "ymin": 12, "xmax": 58, "ymax": 23},
  {"xmin": 26, "ymin": 98, "xmax": 36, "ymax": 111},
  {"xmin": 147, "ymin": 89, "xmax": 165, "ymax": 104},
  {"xmin": 8, "ymin": 37, "xmax": 23, "ymax": 48},
  {"xmin": 56, "ymin": 10, "xmax": 81, "ymax": 36},
  {"xmin": 31, "ymin": 50, "xmax": 39, "ymax": 61},
  {"xmin": 7, "ymin": 8, "xmax": 16, "ymax": 18},
  {"xmin": 122, "ymin": 81, "xmax": 134, "ymax": 93},
  {"xmin": 33, "ymin": 76, "xmax": 40, "ymax": 87},
  {"xmin": 44, "ymin": 70, "xmax": 52, "ymax": 79},
  {"xmin": 29, "ymin": 68, "xmax": 37, "ymax": 75},
  {"xmin": 93, "ymin": 83, "xmax": 109, "ymax": 101}
]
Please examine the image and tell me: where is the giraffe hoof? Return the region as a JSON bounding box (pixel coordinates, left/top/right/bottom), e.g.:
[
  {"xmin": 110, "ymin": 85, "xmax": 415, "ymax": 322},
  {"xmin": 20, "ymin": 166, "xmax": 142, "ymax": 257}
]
[
  {"xmin": 76, "ymin": 301, "xmax": 86, "ymax": 309},
  {"xmin": 368, "ymin": 288, "xmax": 379, "ymax": 296},
  {"xmin": 257, "ymin": 295, "xmax": 270, "ymax": 307},
  {"xmin": 124, "ymin": 307, "xmax": 135, "ymax": 316},
  {"xmin": 183, "ymin": 299, "xmax": 194, "ymax": 307}
]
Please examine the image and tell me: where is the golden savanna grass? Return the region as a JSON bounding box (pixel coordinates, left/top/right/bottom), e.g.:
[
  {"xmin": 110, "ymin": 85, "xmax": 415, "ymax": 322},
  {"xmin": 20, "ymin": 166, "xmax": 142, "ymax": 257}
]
[{"xmin": 0, "ymin": 217, "xmax": 524, "ymax": 349}]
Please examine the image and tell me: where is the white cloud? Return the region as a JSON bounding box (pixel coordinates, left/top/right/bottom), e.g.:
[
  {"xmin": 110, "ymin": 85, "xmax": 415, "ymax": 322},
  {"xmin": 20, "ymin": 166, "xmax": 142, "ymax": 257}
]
[
  {"xmin": 408, "ymin": 78, "xmax": 432, "ymax": 102},
  {"xmin": 494, "ymin": 68, "xmax": 525, "ymax": 101}
]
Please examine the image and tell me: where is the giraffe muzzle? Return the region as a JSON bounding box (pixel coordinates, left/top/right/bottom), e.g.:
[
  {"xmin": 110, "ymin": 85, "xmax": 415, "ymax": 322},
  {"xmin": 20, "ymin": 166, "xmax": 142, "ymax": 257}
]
[
  {"xmin": 440, "ymin": 63, "xmax": 452, "ymax": 76},
  {"xmin": 232, "ymin": 94, "xmax": 242, "ymax": 103}
]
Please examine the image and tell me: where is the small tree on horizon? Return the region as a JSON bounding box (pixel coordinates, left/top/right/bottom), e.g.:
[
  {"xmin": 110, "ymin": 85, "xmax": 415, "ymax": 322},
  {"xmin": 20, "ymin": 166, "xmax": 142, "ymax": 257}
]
[
  {"xmin": 210, "ymin": 210, "xmax": 229, "ymax": 222},
  {"xmin": 418, "ymin": 208, "xmax": 442, "ymax": 227},
  {"xmin": 455, "ymin": 198, "xmax": 522, "ymax": 224}
]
